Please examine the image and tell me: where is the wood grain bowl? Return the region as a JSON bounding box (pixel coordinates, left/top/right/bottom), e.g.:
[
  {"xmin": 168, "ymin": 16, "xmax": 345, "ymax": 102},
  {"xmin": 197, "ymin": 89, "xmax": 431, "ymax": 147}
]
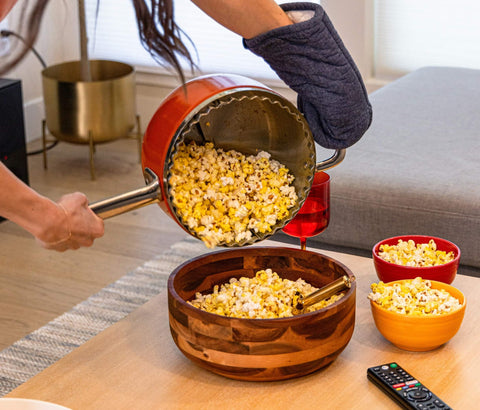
[{"xmin": 167, "ymin": 247, "xmax": 356, "ymax": 381}]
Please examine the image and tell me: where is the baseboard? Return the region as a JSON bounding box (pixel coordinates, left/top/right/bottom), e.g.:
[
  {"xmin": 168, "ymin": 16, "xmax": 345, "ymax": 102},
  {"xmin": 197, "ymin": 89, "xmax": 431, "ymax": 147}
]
[
  {"xmin": 365, "ymin": 77, "xmax": 390, "ymax": 94},
  {"xmin": 23, "ymin": 97, "xmax": 44, "ymax": 143}
]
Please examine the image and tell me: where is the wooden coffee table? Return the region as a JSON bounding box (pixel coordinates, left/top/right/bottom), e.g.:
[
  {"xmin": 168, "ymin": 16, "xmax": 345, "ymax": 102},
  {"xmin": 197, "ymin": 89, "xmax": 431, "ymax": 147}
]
[{"xmin": 6, "ymin": 242, "xmax": 479, "ymax": 409}]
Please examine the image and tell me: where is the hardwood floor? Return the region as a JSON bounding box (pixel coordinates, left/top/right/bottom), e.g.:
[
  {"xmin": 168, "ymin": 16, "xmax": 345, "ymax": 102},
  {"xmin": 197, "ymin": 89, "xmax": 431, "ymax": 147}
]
[{"xmin": 0, "ymin": 137, "xmax": 186, "ymax": 350}]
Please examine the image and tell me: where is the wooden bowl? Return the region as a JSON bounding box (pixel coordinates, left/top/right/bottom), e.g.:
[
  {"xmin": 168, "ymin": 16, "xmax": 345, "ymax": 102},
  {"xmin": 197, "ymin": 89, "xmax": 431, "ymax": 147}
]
[{"xmin": 167, "ymin": 247, "xmax": 356, "ymax": 381}]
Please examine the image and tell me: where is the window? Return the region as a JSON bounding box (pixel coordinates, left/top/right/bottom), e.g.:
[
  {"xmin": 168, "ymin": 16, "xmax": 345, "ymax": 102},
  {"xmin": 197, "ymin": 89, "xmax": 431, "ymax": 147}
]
[
  {"xmin": 374, "ymin": 0, "xmax": 480, "ymax": 79},
  {"xmin": 85, "ymin": 0, "xmax": 320, "ymax": 81}
]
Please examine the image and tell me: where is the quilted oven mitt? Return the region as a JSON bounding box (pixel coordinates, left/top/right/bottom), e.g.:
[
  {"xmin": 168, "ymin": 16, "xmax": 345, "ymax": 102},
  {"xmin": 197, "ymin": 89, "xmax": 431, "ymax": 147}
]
[{"xmin": 243, "ymin": 2, "xmax": 372, "ymax": 149}]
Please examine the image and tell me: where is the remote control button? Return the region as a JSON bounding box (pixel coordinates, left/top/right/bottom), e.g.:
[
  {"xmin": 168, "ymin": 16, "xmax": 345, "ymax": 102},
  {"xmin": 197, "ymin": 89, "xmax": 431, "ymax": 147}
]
[
  {"xmin": 433, "ymin": 399, "xmax": 445, "ymax": 408},
  {"xmin": 390, "ymin": 363, "xmax": 398, "ymax": 368},
  {"xmin": 407, "ymin": 389, "xmax": 429, "ymax": 401}
]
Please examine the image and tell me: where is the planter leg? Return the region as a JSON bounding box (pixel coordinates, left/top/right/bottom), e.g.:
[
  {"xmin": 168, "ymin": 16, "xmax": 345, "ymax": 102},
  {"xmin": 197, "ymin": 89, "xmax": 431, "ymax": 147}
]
[
  {"xmin": 88, "ymin": 130, "xmax": 96, "ymax": 180},
  {"xmin": 42, "ymin": 119, "xmax": 48, "ymax": 170}
]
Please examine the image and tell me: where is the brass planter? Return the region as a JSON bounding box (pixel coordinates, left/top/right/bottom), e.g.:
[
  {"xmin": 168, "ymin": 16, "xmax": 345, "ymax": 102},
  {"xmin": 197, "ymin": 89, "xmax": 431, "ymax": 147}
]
[
  {"xmin": 42, "ymin": 59, "xmax": 136, "ymax": 143},
  {"xmin": 41, "ymin": 60, "xmax": 140, "ymax": 179}
]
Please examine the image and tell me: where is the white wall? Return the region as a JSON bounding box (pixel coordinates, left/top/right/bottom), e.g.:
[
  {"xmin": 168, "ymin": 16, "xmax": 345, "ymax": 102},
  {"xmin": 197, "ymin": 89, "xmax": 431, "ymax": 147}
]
[
  {"xmin": 4, "ymin": 0, "xmax": 79, "ymax": 142},
  {"xmin": 4, "ymin": 0, "xmax": 376, "ymax": 143}
]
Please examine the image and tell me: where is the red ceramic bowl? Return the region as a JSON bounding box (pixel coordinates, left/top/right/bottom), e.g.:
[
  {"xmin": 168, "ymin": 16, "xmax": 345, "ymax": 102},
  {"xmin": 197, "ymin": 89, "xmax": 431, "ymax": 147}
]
[{"xmin": 372, "ymin": 235, "xmax": 460, "ymax": 284}]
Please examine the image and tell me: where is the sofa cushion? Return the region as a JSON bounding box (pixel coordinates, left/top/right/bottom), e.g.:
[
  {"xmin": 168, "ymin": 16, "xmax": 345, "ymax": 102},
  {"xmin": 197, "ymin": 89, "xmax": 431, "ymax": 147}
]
[{"xmin": 288, "ymin": 66, "xmax": 480, "ymax": 269}]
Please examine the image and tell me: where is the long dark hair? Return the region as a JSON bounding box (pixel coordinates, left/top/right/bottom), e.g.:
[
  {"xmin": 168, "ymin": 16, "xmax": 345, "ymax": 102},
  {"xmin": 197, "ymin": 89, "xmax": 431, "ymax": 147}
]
[
  {"xmin": 131, "ymin": 0, "xmax": 196, "ymax": 82},
  {"xmin": 0, "ymin": 0, "xmax": 195, "ymax": 82}
]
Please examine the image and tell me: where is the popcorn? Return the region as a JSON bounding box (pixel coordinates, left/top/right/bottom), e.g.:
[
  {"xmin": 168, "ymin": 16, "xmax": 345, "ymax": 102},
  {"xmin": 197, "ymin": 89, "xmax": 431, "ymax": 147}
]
[
  {"xmin": 188, "ymin": 269, "xmax": 345, "ymax": 318},
  {"xmin": 169, "ymin": 141, "xmax": 298, "ymax": 248},
  {"xmin": 368, "ymin": 277, "xmax": 462, "ymax": 315},
  {"xmin": 378, "ymin": 239, "xmax": 455, "ymax": 267}
]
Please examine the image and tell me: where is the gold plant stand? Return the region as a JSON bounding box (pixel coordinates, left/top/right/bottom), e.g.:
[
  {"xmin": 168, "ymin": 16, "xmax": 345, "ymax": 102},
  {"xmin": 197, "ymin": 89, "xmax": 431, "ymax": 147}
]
[{"xmin": 41, "ymin": 114, "xmax": 142, "ymax": 180}]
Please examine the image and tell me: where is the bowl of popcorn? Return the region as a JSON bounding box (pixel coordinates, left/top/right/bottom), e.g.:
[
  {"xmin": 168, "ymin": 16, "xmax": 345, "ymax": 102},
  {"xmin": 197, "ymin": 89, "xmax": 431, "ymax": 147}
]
[
  {"xmin": 167, "ymin": 247, "xmax": 356, "ymax": 381},
  {"xmin": 368, "ymin": 277, "xmax": 466, "ymax": 351},
  {"xmin": 372, "ymin": 235, "xmax": 460, "ymax": 284}
]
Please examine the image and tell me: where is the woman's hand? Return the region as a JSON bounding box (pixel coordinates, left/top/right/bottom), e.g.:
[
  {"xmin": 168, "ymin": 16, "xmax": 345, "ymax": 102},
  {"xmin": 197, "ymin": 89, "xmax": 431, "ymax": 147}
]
[
  {"xmin": 37, "ymin": 192, "xmax": 105, "ymax": 252},
  {"xmin": 0, "ymin": 163, "xmax": 104, "ymax": 252}
]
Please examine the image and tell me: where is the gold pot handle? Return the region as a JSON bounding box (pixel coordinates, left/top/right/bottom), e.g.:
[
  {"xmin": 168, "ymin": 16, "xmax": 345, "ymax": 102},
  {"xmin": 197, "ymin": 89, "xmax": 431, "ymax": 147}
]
[
  {"xmin": 293, "ymin": 275, "xmax": 355, "ymax": 312},
  {"xmin": 316, "ymin": 148, "xmax": 346, "ymax": 172},
  {"xmin": 89, "ymin": 168, "xmax": 160, "ymax": 219}
]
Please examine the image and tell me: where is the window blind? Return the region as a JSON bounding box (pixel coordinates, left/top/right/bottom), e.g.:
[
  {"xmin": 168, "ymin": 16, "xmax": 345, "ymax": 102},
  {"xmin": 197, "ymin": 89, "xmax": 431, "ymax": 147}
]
[
  {"xmin": 85, "ymin": 0, "xmax": 320, "ymax": 80},
  {"xmin": 375, "ymin": 0, "xmax": 480, "ymax": 78}
]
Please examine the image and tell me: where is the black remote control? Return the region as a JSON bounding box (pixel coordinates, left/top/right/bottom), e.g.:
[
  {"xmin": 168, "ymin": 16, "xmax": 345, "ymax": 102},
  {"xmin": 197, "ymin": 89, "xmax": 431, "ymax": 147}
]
[{"xmin": 367, "ymin": 362, "xmax": 451, "ymax": 409}]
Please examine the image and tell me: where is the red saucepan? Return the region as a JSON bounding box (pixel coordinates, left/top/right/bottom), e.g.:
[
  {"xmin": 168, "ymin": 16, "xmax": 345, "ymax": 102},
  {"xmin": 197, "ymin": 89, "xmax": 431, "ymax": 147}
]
[{"xmin": 89, "ymin": 74, "xmax": 345, "ymax": 246}]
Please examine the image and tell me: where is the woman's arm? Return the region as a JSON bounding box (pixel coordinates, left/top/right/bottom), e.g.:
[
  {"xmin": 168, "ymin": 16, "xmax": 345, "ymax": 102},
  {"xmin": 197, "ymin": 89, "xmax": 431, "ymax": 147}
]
[
  {"xmin": 0, "ymin": 163, "xmax": 104, "ymax": 251},
  {"xmin": 191, "ymin": 0, "xmax": 292, "ymax": 39}
]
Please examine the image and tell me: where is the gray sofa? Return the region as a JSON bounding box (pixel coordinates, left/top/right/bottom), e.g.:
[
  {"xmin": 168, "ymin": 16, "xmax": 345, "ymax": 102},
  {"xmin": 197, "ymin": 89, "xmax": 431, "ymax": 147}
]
[{"xmin": 275, "ymin": 66, "xmax": 480, "ymax": 276}]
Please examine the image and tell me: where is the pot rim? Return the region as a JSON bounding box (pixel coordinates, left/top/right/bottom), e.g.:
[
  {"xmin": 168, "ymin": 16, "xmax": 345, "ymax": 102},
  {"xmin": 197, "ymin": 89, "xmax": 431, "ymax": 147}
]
[{"xmin": 41, "ymin": 59, "xmax": 135, "ymax": 83}]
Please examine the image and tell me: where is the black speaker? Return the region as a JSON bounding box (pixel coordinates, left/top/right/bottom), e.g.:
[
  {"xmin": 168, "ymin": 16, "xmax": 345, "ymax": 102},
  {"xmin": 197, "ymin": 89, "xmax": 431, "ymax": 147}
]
[{"xmin": 0, "ymin": 78, "xmax": 29, "ymax": 222}]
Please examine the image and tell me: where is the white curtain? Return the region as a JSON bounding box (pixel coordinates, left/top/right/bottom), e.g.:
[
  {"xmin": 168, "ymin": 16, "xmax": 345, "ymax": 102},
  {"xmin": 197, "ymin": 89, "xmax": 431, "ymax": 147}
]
[
  {"xmin": 375, "ymin": 0, "xmax": 480, "ymax": 78},
  {"xmin": 85, "ymin": 0, "xmax": 320, "ymax": 80}
]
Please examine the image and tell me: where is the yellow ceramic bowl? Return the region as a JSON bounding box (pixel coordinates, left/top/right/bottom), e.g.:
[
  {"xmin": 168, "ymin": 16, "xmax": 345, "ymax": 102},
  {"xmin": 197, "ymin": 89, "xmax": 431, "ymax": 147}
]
[{"xmin": 369, "ymin": 280, "xmax": 466, "ymax": 351}]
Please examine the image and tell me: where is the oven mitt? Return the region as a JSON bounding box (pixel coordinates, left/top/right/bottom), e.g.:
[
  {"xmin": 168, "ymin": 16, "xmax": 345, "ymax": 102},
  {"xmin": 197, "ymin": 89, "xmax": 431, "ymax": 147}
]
[{"xmin": 243, "ymin": 2, "xmax": 372, "ymax": 149}]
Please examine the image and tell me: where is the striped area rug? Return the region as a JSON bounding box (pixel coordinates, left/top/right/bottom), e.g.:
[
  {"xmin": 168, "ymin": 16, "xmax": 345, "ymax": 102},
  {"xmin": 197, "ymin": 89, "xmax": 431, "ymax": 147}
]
[{"xmin": 0, "ymin": 236, "xmax": 209, "ymax": 397}]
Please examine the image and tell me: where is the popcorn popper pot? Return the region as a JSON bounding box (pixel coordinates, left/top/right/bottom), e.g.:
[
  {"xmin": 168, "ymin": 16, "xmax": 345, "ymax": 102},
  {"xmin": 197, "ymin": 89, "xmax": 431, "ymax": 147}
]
[{"xmin": 89, "ymin": 74, "xmax": 345, "ymax": 246}]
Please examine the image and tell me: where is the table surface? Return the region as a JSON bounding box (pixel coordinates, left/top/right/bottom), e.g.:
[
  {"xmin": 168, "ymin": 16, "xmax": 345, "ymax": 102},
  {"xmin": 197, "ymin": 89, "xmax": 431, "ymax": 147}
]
[{"xmin": 6, "ymin": 241, "xmax": 480, "ymax": 409}]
